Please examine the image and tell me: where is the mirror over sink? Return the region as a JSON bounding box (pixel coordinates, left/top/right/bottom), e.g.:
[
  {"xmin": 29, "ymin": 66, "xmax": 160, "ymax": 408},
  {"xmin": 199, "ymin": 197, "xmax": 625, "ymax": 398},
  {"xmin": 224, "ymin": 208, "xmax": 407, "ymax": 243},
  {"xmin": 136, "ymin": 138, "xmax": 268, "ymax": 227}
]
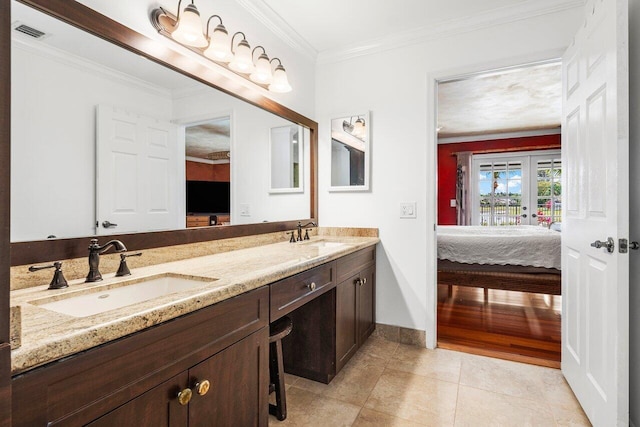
[{"xmin": 9, "ymin": 0, "xmax": 317, "ymax": 264}]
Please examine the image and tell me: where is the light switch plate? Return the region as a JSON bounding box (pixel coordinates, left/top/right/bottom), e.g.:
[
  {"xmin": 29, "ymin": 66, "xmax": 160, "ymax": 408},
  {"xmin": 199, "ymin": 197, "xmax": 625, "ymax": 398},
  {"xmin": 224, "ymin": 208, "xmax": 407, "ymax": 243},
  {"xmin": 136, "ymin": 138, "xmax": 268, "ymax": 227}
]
[
  {"xmin": 450, "ymin": 199, "xmax": 457, "ymax": 207},
  {"xmin": 239, "ymin": 204, "xmax": 251, "ymax": 217},
  {"xmin": 400, "ymin": 202, "xmax": 417, "ymax": 218}
]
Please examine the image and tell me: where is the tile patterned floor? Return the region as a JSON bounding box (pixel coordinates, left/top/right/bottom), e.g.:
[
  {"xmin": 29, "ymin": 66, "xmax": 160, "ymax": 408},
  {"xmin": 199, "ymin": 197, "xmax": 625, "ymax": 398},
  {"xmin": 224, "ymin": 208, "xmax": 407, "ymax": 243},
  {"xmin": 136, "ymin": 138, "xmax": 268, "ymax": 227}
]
[{"xmin": 269, "ymin": 336, "xmax": 591, "ymax": 426}]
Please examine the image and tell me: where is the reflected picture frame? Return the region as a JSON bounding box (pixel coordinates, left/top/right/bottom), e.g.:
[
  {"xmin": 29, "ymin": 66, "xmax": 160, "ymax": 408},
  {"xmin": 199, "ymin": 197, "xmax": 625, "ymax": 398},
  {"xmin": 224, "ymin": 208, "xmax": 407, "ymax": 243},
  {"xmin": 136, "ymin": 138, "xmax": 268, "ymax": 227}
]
[{"xmin": 329, "ymin": 111, "xmax": 370, "ymax": 192}]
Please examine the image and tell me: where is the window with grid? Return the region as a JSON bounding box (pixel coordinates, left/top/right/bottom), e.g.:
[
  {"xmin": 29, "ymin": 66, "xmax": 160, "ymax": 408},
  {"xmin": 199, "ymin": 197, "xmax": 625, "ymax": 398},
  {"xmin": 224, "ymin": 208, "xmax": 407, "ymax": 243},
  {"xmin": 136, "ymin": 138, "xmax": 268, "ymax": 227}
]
[
  {"xmin": 535, "ymin": 158, "xmax": 562, "ymax": 226},
  {"xmin": 477, "ymin": 161, "xmax": 523, "ymax": 226}
]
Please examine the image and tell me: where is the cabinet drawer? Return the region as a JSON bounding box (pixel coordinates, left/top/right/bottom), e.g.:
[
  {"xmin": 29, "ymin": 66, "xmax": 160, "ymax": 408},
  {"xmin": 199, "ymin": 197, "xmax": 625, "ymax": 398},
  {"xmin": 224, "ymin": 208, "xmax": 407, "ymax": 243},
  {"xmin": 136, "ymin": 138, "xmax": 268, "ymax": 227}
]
[
  {"xmin": 270, "ymin": 262, "xmax": 335, "ymax": 322},
  {"xmin": 336, "ymin": 246, "xmax": 375, "ymax": 283}
]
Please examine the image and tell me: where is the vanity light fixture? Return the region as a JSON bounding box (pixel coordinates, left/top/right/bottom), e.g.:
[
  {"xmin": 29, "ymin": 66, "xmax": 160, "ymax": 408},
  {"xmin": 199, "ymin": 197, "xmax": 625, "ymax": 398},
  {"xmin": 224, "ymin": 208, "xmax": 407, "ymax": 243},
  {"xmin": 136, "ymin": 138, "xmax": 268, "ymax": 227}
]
[
  {"xmin": 342, "ymin": 116, "xmax": 366, "ymax": 140},
  {"xmin": 151, "ymin": 1, "xmax": 292, "ymax": 93}
]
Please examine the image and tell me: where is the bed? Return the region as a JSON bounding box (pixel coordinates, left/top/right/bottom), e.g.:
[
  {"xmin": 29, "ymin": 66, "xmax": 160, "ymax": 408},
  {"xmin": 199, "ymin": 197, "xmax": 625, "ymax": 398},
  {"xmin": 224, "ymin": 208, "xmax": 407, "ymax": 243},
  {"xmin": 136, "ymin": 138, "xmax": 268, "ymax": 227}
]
[{"xmin": 437, "ymin": 225, "xmax": 561, "ymax": 295}]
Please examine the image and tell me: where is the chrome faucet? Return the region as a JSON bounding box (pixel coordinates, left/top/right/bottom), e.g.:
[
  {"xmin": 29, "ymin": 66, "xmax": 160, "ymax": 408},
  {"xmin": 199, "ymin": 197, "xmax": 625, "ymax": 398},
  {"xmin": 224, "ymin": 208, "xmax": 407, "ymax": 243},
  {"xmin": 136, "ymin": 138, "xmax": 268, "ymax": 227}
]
[
  {"xmin": 86, "ymin": 238, "xmax": 127, "ymax": 282},
  {"xmin": 296, "ymin": 221, "xmax": 317, "ymax": 241}
]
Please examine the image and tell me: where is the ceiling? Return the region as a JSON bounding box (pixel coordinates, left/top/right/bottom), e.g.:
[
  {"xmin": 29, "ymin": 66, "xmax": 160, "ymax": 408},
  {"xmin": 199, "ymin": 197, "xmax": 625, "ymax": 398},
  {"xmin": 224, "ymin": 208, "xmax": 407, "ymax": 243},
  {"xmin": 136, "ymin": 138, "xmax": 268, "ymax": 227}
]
[
  {"xmin": 185, "ymin": 117, "xmax": 231, "ymax": 160},
  {"xmin": 261, "ymin": 0, "xmax": 528, "ymax": 53},
  {"xmin": 437, "ymin": 62, "xmax": 562, "ymax": 138}
]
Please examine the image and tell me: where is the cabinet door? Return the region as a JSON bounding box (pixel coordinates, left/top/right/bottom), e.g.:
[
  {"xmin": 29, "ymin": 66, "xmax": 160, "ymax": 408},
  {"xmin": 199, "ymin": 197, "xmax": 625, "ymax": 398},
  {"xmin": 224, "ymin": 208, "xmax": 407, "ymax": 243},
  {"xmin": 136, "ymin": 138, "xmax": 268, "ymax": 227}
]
[
  {"xmin": 188, "ymin": 327, "xmax": 268, "ymax": 427},
  {"xmin": 357, "ymin": 265, "xmax": 376, "ymax": 346},
  {"xmin": 336, "ymin": 273, "xmax": 359, "ymax": 372},
  {"xmin": 86, "ymin": 372, "xmax": 188, "ymax": 427}
]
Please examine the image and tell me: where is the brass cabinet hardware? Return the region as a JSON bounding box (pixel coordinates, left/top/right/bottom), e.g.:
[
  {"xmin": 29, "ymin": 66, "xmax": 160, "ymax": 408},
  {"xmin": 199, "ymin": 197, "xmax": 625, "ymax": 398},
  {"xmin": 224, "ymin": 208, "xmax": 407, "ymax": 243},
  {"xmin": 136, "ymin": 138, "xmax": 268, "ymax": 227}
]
[
  {"xmin": 195, "ymin": 380, "xmax": 211, "ymax": 396},
  {"xmin": 307, "ymin": 282, "xmax": 316, "ymax": 291},
  {"xmin": 177, "ymin": 388, "xmax": 193, "ymax": 405}
]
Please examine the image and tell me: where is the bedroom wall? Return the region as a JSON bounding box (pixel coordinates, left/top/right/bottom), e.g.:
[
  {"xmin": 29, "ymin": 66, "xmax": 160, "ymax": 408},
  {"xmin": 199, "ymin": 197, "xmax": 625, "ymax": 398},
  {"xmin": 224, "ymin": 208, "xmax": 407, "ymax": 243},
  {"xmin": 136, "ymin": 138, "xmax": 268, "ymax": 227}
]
[
  {"xmin": 316, "ymin": 8, "xmax": 583, "ymax": 335},
  {"xmin": 186, "ymin": 161, "xmax": 231, "ymax": 182},
  {"xmin": 437, "ymin": 133, "xmax": 561, "ymax": 225}
]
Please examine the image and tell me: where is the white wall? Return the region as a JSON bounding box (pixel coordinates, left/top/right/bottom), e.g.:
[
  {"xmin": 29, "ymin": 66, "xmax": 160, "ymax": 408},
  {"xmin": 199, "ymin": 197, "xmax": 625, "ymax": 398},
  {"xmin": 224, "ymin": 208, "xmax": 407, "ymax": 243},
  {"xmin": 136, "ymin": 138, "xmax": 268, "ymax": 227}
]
[
  {"xmin": 75, "ymin": 0, "xmax": 316, "ymax": 119},
  {"xmin": 316, "ymin": 9, "xmax": 584, "ymax": 336},
  {"xmin": 172, "ymin": 87, "xmax": 311, "ymax": 224},
  {"xmin": 11, "ymin": 41, "xmax": 172, "ymax": 241},
  {"xmin": 628, "ymin": 1, "xmax": 640, "ymax": 426}
]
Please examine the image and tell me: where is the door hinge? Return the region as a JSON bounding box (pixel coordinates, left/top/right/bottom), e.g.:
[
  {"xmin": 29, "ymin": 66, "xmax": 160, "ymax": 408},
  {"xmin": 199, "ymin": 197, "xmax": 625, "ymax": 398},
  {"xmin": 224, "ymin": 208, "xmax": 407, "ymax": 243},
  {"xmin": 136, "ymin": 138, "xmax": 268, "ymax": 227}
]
[{"xmin": 619, "ymin": 238, "xmax": 628, "ymax": 253}]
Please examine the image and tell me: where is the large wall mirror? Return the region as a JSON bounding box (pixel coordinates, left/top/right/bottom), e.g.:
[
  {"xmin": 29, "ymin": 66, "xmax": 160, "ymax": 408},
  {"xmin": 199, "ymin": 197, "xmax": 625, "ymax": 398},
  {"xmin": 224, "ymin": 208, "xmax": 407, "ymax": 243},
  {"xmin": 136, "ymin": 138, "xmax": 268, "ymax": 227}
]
[
  {"xmin": 330, "ymin": 112, "xmax": 370, "ymax": 191},
  {"xmin": 10, "ymin": 0, "xmax": 317, "ymax": 264}
]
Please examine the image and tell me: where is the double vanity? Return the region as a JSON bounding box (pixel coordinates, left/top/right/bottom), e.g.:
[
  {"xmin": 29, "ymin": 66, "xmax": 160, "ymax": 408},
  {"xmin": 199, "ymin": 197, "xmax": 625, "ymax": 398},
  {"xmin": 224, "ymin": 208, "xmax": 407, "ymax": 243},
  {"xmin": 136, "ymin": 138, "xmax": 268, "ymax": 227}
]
[{"xmin": 9, "ymin": 232, "xmax": 378, "ymax": 426}]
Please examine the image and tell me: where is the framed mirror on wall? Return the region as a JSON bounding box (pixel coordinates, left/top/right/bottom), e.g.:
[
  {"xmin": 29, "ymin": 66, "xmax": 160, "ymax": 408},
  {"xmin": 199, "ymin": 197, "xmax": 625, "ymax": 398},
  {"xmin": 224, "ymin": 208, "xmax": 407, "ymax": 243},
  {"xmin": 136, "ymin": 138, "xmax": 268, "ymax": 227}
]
[
  {"xmin": 270, "ymin": 124, "xmax": 304, "ymax": 193},
  {"xmin": 330, "ymin": 112, "xmax": 370, "ymax": 191},
  {"xmin": 9, "ymin": 0, "xmax": 318, "ymax": 266}
]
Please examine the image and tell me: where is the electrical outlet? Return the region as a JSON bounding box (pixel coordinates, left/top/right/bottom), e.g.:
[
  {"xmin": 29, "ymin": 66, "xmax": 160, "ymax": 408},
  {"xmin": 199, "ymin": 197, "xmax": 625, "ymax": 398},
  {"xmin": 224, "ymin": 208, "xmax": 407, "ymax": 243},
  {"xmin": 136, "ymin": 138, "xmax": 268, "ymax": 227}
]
[
  {"xmin": 400, "ymin": 202, "xmax": 417, "ymax": 218},
  {"xmin": 239, "ymin": 204, "xmax": 251, "ymax": 217}
]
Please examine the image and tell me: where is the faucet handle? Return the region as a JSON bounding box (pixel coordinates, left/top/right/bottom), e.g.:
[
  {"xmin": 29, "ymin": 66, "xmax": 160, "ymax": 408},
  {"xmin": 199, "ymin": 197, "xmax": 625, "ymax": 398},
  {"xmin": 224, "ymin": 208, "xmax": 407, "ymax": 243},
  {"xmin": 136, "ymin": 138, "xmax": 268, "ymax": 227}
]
[
  {"xmin": 287, "ymin": 231, "xmax": 296, "ymax": 243},
  {"xmin": 304, "ymin": 229, "xmax": 311, "ymax": 240},
  {"xmin": 116, "ymin": 252, "xmax": 142, "ymax": 277},
  {"xmin": 28, "ymin": 261, "xmax": 68, "ymax": 290}
]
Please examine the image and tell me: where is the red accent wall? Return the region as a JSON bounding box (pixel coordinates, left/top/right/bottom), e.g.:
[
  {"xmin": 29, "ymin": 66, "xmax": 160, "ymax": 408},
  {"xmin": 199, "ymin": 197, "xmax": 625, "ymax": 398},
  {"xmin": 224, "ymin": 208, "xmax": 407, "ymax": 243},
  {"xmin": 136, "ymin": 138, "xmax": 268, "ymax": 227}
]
[
  {"xmin": 186, "ymin": 161, "xmax": 230, "ymax": 182},
  {"xmin": 437, "ymin": 134, "xmax": 561, "ymax": 225}
]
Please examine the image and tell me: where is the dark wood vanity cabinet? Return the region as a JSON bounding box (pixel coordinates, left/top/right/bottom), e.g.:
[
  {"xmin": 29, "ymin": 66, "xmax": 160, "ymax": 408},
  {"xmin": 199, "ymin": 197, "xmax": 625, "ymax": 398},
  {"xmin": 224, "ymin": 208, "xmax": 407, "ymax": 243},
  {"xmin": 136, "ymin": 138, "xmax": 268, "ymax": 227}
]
[
  {"xmin": 336, "ymin": 248, "xmax": 376, "ymax": 371},
  {"xmin": 11, "ymin": 287, "xmax": 269, "ymax": 427},
  {"xmin": 281, "ymin": 246, "xmax": 376, "ymax": 382}
]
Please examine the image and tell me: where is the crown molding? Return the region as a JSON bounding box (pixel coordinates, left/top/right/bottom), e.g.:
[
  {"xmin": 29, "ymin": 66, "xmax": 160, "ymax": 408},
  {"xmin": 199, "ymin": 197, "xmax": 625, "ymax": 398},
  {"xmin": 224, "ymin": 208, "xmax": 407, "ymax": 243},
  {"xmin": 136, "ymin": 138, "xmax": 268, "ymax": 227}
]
[
  {"xmin": 236, "ymin": 0, "xmax": 318, "ymax": 62},
  {"xmin": 437, "ymin": 127, "xmax": 561, "ymax": 145},
  {"xmin": 317, "ymin": 0, "xmax": 586, "ymax": 64}
]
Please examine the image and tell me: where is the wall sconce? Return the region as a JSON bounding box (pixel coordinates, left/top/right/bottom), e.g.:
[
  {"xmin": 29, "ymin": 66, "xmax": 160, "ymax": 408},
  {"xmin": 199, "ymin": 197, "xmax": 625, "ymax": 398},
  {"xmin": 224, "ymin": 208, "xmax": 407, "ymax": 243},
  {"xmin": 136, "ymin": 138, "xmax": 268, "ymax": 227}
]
[
  {"xmin": 151, "ymin": 0, "xmax": 292, "ymax": 93},
  {"xmin": 342, "ymin": 116, "xmax": 366, "ymax": 140}
]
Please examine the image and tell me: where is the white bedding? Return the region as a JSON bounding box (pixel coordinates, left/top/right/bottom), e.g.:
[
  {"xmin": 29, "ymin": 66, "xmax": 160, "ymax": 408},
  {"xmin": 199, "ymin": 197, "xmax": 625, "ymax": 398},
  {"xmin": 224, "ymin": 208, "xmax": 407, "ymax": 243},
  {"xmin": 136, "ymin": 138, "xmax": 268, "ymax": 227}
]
[{"xmin": 437, "ymin": 225, "xmax": 561, "ymax": 270}]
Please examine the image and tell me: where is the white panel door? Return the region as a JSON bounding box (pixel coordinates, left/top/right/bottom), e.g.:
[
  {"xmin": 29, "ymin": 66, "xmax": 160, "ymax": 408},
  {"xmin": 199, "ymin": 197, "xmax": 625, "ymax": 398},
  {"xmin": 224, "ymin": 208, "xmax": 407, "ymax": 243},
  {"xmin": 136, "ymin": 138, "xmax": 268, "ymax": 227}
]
[
  {"xmin": 96, "ymin": 105, "xmax": 183, "ymax": 235},
  {"xmin": 561, "ymin": 0, "xmax": 629, "ymax": 425}
]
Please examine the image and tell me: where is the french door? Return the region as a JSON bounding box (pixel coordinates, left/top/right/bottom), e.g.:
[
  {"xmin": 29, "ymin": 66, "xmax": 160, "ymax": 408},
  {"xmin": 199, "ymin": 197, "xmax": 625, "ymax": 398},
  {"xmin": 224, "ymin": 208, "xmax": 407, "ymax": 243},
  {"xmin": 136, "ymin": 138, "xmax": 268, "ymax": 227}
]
[{"xmin": 471, "ymin": 149, "xmax": 561, "ymax": 226}]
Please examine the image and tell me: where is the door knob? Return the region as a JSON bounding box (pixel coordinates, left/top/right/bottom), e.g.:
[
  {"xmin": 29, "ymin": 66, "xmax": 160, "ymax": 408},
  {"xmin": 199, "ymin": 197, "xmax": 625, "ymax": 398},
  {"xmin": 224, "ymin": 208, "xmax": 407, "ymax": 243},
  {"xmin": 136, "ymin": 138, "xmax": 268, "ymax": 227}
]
[
  {"xmin": 631, "ymin": 241, "xmax": 639, "ymax": 250},
  {"xmin": 591, "ymin": 237, "xmax": 615, "ymax": 253},
  {"xmin": 522, "ymin": 214, "xmax": 527, "ymax": 218},
  {"xmin": 531, "ymin": 213, "xmax": 537, "ymax": 218},
  {"xmin": 102, "ymin": 220, "xmax": 118, "ymax": 228}
]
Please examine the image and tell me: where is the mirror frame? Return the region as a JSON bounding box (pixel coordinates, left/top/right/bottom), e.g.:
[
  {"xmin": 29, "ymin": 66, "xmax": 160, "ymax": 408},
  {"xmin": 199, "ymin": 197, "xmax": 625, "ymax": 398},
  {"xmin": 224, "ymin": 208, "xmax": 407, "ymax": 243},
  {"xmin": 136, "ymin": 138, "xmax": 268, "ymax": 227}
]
[
  {"xmin": 8, "ymin": 0, "xmax": 318, "ymax": 266},
  {"xmin": 329, "ymin": 111, "xmax": 370, "ymax": 192}
]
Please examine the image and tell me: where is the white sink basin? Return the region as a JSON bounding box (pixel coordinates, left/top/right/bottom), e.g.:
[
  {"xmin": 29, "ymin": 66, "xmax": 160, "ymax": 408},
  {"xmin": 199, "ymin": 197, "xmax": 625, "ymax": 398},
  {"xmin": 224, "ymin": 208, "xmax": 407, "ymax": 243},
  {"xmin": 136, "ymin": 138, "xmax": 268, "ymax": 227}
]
[
  {"xmin": 30, "ymin": 274, "xmax": 216, "ymax": 318},
  {"xmin": 303, "ymin": 240, "xmax": 347, "ymax": 249}
]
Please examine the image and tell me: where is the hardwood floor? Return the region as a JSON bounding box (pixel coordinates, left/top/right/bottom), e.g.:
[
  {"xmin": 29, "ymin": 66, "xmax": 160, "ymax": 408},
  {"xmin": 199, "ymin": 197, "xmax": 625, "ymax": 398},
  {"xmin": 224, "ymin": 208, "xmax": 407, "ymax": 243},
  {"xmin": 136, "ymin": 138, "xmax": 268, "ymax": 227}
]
[{"xmin": 437, "ymin": 284, "xmax": 561, "ymax": 367}]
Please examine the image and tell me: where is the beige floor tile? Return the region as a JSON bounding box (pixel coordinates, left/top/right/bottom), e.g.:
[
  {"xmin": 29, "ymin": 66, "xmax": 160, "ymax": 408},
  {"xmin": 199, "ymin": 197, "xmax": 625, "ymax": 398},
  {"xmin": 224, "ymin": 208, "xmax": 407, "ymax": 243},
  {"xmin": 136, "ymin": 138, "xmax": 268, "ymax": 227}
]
[
  {"xmin": 268, "ymin": 386, "xmax": 361, "ymax": 427},
  {"xmin": 352, "ymin": 408, "xmax": 427, "ymax": 427},
  {"xmin": 549, "ymin": 403, "xmax": 592, "ymax": 426},
  {"xmin": 357, "ymin": 335, "xmax": 400, "ymax": 366},
  {"xmin": 459, "ymin": 353, "xmax": 548, "ymax": 401},
  {"xmin": 364, "ymin": 369, "xmax": 458, "ymax": 426},
  {"xmin": 388, "ymin": 345, "xmax": 462, "ymax": 383},
  {"xmin": 537, "ymin": 369, "xmax": 584, "ymax": 413},
  {"xmin": 294, "ymin": 360, "xmax": 385, "ymax": 406},
  {"xmin": 454, "ymin": 385, "xmax": 556, "ymax": 427}
]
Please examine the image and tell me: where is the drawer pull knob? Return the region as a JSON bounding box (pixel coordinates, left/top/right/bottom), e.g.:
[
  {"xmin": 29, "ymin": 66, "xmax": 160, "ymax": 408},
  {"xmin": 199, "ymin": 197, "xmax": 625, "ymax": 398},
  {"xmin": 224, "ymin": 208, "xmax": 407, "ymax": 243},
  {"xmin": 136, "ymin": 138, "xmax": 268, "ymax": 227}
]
[
  {"xmin": 354, "ymin": 278, "xmax": 362, "ymax": 286},
  {"xmin": 177, "ymin": 388, "xmax": 193, "ymax": 405},
  {"xmin": 308, "ymin": 282, "xmax": 316, "ymax": 291},
  {"xmin": 362, "ymin": 278, "xmax": 367, "ymax": 285},
  {"xmin": 195, "ymin": 380, "xmax": 210, "ymax": 396}
]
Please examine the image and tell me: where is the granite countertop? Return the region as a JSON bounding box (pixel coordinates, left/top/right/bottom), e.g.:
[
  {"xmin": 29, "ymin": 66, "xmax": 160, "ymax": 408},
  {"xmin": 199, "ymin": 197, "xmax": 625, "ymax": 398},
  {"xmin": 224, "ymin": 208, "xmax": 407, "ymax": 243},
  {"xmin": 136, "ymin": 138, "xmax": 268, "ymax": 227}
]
[{"xmin": 9, "ymin": 235, "xmax": 379, "ymax": 375}]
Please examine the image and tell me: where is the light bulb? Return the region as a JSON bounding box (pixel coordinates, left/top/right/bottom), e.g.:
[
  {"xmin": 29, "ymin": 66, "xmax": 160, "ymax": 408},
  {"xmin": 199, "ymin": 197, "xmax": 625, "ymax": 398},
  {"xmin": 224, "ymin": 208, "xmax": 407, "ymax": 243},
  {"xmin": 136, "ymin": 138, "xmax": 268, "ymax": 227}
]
[
  {"xmin": 171, "ymin": 3, "xmax": 208, "ymax": 48},
  {"xmin": 229, "ymin": 39, "xmax": 255, "ymax": 74},
  {"xmin": 204, "ymin": 24, "xmax": 233, "ymax": 62},
  {"xmin": 268, "ymin": 64, "xmax": 292, "ymax": 93},
  {"xmin": 250, "ymin": 52, "xmax": 273, "ymax": 84}
]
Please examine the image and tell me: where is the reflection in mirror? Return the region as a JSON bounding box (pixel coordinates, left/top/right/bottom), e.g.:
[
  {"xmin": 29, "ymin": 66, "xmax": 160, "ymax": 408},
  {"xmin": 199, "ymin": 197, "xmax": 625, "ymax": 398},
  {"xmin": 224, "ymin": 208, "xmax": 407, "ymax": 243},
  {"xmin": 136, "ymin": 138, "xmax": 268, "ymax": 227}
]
[
  {"xmin": 330, "ymin": 112, "xmax": 370, "ymax": 191},
  {"xmin": 10, "ymin": 1, "xmax": 310, "ymax": 242},
  {"xmin": 184, "ymin": 116, "xmax": 231, "ymax": 227},
  {"xmin": 270, "ymin": 125, "xmax": 303, "ymax": 193}
]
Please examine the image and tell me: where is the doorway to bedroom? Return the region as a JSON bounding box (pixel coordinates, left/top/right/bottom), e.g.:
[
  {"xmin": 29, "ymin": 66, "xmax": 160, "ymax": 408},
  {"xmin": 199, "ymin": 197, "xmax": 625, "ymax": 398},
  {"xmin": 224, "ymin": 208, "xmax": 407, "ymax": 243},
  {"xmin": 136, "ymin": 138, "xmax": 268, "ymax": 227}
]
[{"xmin": 435, "ymin": 61, "xmax": 563, "ymax": 367}]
